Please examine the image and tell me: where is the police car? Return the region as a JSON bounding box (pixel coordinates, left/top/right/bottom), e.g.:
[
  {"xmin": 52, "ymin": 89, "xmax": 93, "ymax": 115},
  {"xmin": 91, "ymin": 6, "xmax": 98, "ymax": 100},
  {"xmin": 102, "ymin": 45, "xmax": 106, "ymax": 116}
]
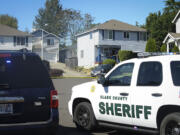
[{"xmin": 68, "ymin": 53, "xmax": 180, "ymax": 135}]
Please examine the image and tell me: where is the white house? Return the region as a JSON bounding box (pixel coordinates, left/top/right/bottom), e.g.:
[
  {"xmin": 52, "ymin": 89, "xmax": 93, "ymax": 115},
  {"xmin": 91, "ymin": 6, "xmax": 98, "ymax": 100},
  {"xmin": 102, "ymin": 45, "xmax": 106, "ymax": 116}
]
[
  {"xmin": 76, "ymin": 19, "xmax": 147, "ymax": 68},
  {"xmin": 163, "ymin": 10, "xmax": 180, "ymax": 52},
  {"xmin": 0, "ymin": 24, "xmax": 32, "ymax": 51},
  {"xmin": 31, "ymin": 29, "xmax": 60, "ymax": 62}
]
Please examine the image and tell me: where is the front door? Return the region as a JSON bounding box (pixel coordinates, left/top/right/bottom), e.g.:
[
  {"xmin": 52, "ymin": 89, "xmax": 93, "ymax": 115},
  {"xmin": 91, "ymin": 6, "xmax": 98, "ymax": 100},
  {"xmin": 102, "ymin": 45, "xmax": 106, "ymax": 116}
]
[{"xmin": 94, "ymin": 63, "xmax": 135, "ymax": 125}]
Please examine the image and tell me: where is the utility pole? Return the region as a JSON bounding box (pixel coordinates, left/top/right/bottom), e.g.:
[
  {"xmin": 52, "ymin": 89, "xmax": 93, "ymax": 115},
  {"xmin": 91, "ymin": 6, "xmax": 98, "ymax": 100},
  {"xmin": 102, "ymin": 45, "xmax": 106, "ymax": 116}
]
[{"xmin": 41, "ymin": 29, "xmax": 44, "ymax": 60}]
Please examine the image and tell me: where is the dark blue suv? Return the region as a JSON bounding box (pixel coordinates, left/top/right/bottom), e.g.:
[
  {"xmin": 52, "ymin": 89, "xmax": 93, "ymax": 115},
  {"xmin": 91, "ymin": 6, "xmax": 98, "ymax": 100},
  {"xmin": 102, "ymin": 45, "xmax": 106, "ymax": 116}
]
[{"xmin": 0, "ymin": 51, "xmax": 59, "ymax": 134}]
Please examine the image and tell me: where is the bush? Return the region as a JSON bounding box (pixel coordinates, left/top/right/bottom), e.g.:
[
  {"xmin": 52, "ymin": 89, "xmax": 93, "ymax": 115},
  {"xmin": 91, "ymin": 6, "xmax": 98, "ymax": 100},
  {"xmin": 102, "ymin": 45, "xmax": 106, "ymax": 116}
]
[
  {"xmin": 118, "ymin": 50, "xmax": 136, "ymax": 62},
  {"xmin": 103, "ymin": 59, "xmax": 116, "ymax": 65},
  {"xmin": 172, "ymin": 45, "xmax": 180, "ymax": 52},
  {"xmin": 160, "ymin": 44, "xmax": 167, "ymax": 52},
  {"xmin": 49, "ymin": 69, "xmax": 64, "ymax": 77},
  {"xmin": 145, "ymin": 38, "xmax": 157, "ymax": 52}
]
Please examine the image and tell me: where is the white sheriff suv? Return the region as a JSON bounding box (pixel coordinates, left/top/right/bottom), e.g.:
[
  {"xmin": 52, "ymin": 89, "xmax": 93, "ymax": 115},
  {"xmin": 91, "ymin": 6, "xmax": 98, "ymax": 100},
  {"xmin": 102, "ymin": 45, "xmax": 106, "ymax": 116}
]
[{"xmin": 68, "ymin": 53, "xmax": 180, "ymax": 135}]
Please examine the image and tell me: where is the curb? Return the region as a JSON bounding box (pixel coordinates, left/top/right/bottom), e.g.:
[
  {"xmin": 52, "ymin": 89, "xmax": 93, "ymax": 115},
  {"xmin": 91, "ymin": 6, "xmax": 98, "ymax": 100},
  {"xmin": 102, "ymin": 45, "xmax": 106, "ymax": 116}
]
[{"xmin": 51, "ymin": 76, "xmax": 97, "ymax": 79}]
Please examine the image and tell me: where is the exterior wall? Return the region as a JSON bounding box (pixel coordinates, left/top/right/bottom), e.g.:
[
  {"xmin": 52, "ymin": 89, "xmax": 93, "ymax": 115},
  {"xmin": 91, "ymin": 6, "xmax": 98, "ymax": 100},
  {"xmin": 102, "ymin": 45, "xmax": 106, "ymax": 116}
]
[
  {"xmin": 176, "ymin": 17, "xmax": 180, "ymax": 33},
  {"xmin": 32, "ymin": 31, "xmax": 60, "ymax": 62},
  {"xmin": 98, "ymin": 40, "xmax": 146, "ymax": 52},
  {"xmin": 77, "ymin": 31, "xmax": 99, "ymax": 68},
  {"xmin": 98, "ymin": 30, "xmax": 146, "ymax": 52},
  {"xmin": 0, "ymin": 36, "xmax": 32, "ymax": 51}
]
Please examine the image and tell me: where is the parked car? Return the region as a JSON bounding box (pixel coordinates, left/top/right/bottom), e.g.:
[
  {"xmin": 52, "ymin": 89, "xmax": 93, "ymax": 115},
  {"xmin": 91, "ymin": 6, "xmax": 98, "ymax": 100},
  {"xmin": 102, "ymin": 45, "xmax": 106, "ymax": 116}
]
[
  {"xmin": 91, "ymin": 64, "xmax": 114, "ymax": 77},
  {"xmin": 0, "ymin": 50, "xmax": 59, "ymax": 134}
]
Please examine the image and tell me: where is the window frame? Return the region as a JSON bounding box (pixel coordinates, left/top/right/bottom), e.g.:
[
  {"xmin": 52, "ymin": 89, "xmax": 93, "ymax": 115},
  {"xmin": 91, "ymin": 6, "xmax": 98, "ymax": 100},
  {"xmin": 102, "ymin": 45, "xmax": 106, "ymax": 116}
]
[
  {"xmin": 106, "ymin": 63, "xmax": 135, "ymax": 86},
  {"xmin": 80, "ymin": 50, "xmax": 84, "ymax": 58},
  {"xmin": 104, "ymin": 30, "xmax": 113, "ymax": 40},
  {"xmin": 137, "ymin": 61, "xmax": 163, "ymax": 87},
  {"xmin": 124, "ymin": 32, "xmax": 129, "ymax": 39},
  {"xmin": 0, "ymin": 37, "xmax": 4, "ymax": 45},
  {"xmin": 170, "ymin": 61, "xmax": 180, "ymax": 86},
  {"xmin": 47, "ymin": 38, "xmax": 54, "ymax": 46}
]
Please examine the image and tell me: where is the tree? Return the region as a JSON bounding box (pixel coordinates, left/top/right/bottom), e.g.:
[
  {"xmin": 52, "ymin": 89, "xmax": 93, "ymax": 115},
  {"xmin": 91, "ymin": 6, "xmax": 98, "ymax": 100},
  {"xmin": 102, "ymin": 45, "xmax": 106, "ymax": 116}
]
[
  {"xmin": 160, "ymin": 44, "xmax": 167, "ymax": 52},
  {"xmin": 33, "ymin": 0, "xmax": 66, "ymax": 37},
  {"xmin": 0, "ymin": 14, "xmax": 18, "ymax": 29},
  {"xmin": 118, "ymin": 50, "xmax": 136, "ymax": 61},
  {"xmin": 64, "ymin": 9, "xmax": 95, "ymax": 45},
  {"xmin": 145, "ymin": 38, "xmax": 157, "ymax": 52},
  {"xmin": 144, "ymin": 0, "xmax": 180, "ymax": 51},
  {"xmin": 172, "ymin": 45, "xmax": 180, "ymax": 52}
]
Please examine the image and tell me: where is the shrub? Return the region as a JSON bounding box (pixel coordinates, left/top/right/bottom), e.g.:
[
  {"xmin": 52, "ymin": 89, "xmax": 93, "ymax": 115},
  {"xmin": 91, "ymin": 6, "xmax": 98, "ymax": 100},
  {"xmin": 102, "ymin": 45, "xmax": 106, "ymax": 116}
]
[
  {"xmin": 103, "ymin": 59, "xmax": 116, "ymax": 65},
  {"xmin": 160, "ymin": 44, "xmax": 167, "ymax": 52},
  {"xmin": 49, "ymin": 69, "xmax": 64, "ymax": 77},
  {"xmin": 172, "ymin": 45, "xmax": 180, "ymax": 52},
  {"xmin": 118, "ymin": 50, "xmax": 136, "ymax": 61},
  {"xmin": 145, "ymin": 38, "xmax": 157, "ymax": 52}
]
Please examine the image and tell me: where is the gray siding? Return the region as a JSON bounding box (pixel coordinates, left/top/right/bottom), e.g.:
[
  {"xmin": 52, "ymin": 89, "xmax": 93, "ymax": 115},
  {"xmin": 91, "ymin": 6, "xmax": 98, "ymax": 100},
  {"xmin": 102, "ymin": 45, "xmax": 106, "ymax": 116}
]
[
  {"xmin": 115, "ymin": 31, "xmax": 123, "ymax": 40},
  {"xmin": 99, "ymin": 30, "xmax": 145, "ymax": 41},
  {"xmin": 129, "ymin": 32, "xmax": 138, "ymax": 40}
]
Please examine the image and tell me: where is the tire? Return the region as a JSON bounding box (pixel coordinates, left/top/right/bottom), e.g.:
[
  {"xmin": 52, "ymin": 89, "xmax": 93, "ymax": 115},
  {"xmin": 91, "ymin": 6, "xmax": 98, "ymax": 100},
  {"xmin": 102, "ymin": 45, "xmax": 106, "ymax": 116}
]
[
  {"xmin": 160, "ymin": 112, "xmax": 180, "ymax": 135},
  {"xmin": 74, "ymin": 102, "xmax": 97, "ymax": 130}
]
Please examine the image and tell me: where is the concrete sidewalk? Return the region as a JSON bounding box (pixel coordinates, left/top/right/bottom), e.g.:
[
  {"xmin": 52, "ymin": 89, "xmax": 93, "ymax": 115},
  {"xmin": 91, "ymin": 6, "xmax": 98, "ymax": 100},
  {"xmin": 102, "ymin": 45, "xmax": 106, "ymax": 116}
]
[{"xmin": 50, "ymin": 62, "xmax": 89, "ymax": 77}]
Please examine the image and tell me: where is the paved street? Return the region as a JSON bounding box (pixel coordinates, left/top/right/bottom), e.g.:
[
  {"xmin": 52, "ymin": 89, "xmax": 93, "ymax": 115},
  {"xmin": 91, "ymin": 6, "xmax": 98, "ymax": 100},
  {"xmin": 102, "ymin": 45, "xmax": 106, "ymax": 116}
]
[{"xmin": 53, "ymin": 78, "xmax": 145, "ymax": 135}]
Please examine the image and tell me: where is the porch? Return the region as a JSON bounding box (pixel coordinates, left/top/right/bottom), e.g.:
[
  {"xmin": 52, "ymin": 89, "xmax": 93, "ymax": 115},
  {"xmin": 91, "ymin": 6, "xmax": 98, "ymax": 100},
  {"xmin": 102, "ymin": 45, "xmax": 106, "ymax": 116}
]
[{"xmin": 95, "ymin": 45, "xmax": 121, "ymax": 64}]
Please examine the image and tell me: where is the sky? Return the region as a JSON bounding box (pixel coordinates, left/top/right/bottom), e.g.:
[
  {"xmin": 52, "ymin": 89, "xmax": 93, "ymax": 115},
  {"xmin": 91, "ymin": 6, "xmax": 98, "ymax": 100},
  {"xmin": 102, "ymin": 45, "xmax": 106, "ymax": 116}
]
[{"xmin": 0, "ymin": 0, "xmax": 165, "ymax": 32}]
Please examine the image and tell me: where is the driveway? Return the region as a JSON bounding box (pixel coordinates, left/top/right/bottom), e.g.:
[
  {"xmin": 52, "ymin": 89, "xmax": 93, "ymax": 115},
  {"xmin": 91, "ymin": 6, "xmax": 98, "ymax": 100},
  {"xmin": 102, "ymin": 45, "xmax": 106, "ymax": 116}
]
[{"xmin": 50, "ymin": 62, "xmax": 88, "ymax": 77}]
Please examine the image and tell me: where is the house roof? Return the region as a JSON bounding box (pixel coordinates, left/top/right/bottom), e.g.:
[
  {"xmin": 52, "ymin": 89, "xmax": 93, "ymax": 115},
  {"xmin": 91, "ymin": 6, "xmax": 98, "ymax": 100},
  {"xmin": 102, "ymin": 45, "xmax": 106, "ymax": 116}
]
[
  {"xmin": 163, "ymin": 32, "xmax": 180, "ymax": 43},
  {"xmin": 76, "ymin": 19, "xmax": 146, "ymax": 36},
  {"xmin": 172, "ymin": 10, "xmax": 180, "ymax": 23},
  {"xmin": 31, "ymin": 29, "xmax": 60, "ymax": 39},
  {"xmin": 0, "ymin": 23, "xmax": 31, "ymax": 36}
]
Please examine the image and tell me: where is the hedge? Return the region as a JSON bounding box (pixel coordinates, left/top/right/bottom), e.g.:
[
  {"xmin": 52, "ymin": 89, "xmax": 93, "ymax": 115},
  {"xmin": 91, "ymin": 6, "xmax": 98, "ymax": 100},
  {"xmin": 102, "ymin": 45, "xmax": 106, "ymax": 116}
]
[
  {"xmin": 118, "ymin": 50, "xmax": 136, "ymax": 61},
  {"xmin": 103, "ymin": 59, "xmax": 116, "ymax": 65}
]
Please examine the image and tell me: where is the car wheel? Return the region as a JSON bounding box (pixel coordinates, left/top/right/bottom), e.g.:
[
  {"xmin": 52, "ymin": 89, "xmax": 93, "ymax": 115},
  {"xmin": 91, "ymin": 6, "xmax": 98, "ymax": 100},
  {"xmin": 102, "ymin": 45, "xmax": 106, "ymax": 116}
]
[
  {"xmin": 74, "ymin": 102, "xmax": 97, "ymax": 130},
  {"xmin": 160, "ymin": 113, "xmax": 180, "ymax": 135}
]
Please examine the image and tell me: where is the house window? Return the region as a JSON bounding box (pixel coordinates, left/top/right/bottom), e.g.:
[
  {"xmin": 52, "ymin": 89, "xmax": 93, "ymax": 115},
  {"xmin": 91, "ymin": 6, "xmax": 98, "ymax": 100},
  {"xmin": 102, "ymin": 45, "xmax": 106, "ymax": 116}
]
[
  {"xmin": 124, "ymin": 32, "xmax": 129, "ymax": 39},
  {"xmin": 47, "ymin": 39, "xmax": 54, "ymax": 45},
  {"xmin": 90, "ymin": 33, "xmax": 92, "ymax": 39},
  {"xmin": 0, "ymin": 37, "xmax": 4, "ymax": 44},
  {"xmin": 139, "ymin": 32, "xmax": 147, "ymax": 41},
  {"xmin": 104, "ymin": 30, "xmax": 113, "ymax": 40},
  {"xmin": 14, "ymin": 36, "xmax": 27, "ymax": 46},
  {"xmin": 81, "ymin": 50, "xmax": 84, "ymax": 58}
]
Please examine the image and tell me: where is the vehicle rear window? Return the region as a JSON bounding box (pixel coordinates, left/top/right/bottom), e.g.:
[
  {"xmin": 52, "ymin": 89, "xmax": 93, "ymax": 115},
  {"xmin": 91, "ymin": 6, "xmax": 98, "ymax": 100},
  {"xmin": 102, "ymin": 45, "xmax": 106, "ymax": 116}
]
[
  {"xmin": 171, "ymin": 61, "xmax": 180, "ymax": 86},
  {"xmin": 0, "ymin": 54, "xmax": 53, "ymax": 89}
]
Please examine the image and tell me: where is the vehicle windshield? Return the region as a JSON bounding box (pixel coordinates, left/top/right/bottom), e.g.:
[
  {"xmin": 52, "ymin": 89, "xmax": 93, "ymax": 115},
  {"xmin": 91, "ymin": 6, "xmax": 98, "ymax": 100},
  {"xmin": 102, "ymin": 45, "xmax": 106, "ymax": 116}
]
[{"xmin": 0, "ymin": 54, "xmax": 52, "ymax": 89}]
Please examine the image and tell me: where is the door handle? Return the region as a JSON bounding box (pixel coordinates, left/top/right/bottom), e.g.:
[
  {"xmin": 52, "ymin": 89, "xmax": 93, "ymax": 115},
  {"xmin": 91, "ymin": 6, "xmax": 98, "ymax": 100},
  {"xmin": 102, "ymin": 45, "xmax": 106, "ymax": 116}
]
[
  {"xmin": 120, "ymin": 93, "xmax": 129, "ymax": 96},
  {"xmin": 151, "ymin": 93, "xmax": 162, "ymax": 97}
]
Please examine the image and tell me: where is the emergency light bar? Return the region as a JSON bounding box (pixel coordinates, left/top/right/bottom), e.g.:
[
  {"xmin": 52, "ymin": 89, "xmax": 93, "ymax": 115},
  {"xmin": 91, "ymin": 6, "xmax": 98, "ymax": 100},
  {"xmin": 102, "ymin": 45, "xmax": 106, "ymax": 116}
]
[{"xmin": 137, "ymin": 52, "xmax": 180, "ymax": 58}]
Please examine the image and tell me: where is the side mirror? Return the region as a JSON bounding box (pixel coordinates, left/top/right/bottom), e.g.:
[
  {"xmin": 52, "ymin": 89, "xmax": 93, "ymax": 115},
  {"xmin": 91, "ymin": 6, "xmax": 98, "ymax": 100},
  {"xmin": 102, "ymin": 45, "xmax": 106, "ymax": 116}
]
[{"xmin": 97, "ymin": 74, "xmax": 106, "ymax": 86}]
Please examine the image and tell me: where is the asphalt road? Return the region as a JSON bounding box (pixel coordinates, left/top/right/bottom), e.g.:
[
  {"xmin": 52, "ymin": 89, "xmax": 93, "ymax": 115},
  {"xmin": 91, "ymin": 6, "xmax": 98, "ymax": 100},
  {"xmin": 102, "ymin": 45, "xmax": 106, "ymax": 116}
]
[{"xmin": 53, "ymin": 78, "xmax": 146, "ymax": 135}]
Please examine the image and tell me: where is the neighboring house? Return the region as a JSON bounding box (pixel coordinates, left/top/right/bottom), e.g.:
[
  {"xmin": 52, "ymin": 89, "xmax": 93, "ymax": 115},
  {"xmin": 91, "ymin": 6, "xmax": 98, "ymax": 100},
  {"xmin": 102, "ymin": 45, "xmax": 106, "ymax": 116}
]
[
  {"xmin": 59, "ymin": 45, "xmax": 77, "ymax": 68},
  {"xmin": 76, "ymin": 19, "xmax": 147, "ymax": 68},
  {"xmin": 0, "ymin": 24, "xmax": 32, "ymax": 51},
  {"xmin": 163, "ymin": 10, "xmax": 180, "ymax": 52},
  {"xmin": 31, "ymin": 29, "xmax": 60, "ymax": 62},
  {"xmin": 59, "ymin": 45, "xmax": 77, "ymax": 63}
]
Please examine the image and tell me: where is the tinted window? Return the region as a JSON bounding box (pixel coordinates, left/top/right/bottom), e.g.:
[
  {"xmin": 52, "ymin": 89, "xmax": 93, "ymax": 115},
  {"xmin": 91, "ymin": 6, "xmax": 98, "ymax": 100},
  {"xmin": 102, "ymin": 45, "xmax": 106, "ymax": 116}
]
[
  {"xmin": 137, "ymin": 62, "xmax": 162, "ymax": 86},
  {"xmin": 107, "ymin": 63, "xmax": 134, "ymax": 86},
  {"xmin": 171, "ymin": 61, "xmax": 180, "ymax": 86},
  {"xmin": 0, "ymin": 54, "xmax": 53, "ymax": 89}
]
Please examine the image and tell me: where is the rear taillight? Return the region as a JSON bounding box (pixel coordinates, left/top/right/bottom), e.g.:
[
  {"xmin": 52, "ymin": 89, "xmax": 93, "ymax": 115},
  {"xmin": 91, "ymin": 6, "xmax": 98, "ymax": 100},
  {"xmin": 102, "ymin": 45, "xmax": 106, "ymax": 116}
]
[{"xmin": 50, "ymin": 90, "xmax": 59, "ymax": 109}]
